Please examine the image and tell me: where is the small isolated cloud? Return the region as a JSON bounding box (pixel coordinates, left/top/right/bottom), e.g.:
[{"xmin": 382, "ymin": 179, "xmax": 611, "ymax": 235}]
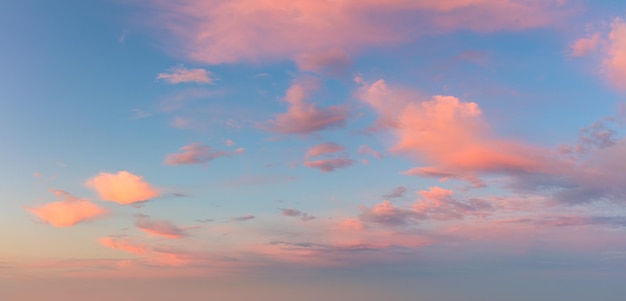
[
  {"xmin": 570, "ymin": 33, "xmax": 601, "ymax": 57},
  {"xmin": 231, "ymin": 215, "xmax": 256, "ymax": 222},
  {"xmin": 280, "ymin": 208, "xmax": 315, "ymax": 222},
  {"xmin": 304, "ymin": 158, "xmax": 353, "ymax": 172},
  {"xmin": 135, "ymin": 215, "xmax": 187, "ymax": 238},
  {"xmin": 26, "ymin": 190, "xmax": 107, "ymax": 227},
  {"xmin": 265, "ymin": 79, "xmax": 348, "ymax": 135},
  {"xmin": 85, "ymin": 171, "xmax": 160, "ymax": 205},
  {"xmin": 358, "ymin": 145, "xmax": 382, "ymax": 159},
  {"xmin": 164, "ymin": 143, "xmax": 244, "ymax": 166},
  {"xmin": 157, "ymin": 66, "xmax": 216, "ymax": 84},
  {"xmin": 383, "ymin": 186, "xmax": 407, "ymax": 199},
  {"xmin": 305, "ymin": 142, "xmax": 345, "ymax": 159}
]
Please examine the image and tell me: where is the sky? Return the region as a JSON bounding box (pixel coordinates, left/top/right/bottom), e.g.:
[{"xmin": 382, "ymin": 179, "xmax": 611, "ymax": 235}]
[{"xmin": 2, "ymin": 0, "xmax": 626, "ymax": 300}]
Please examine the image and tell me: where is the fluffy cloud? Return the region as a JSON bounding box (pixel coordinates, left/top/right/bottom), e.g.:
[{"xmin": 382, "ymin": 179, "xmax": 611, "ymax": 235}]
[
  {"xmin": 604, "ymin": 18, "xmax": 626, "ymax": 90},
  {"xmin": 85, "ymin": 171, "xmax": 160, "ymax": 205},
  {"xmin": 135, "ymin": 215, "xmax": 187, "ymax": 238},
  {"xmin": 164, "ymin": 143, "xmax": 244, "ymax": 166},
  {"xmin": 266, "ymin": 79, "xmax": 348, "ymax": 135},
  {"xmin": 357, "ymin": 79, "xmax": 564, "ymax": 187},
  {"xmin": 138, "ymin": 0, "xmax": 570, "ymax": 65},
  {"xmin": 157, "ymin": 66, "xmax": 215, "ymax": 84},
  {"xmin": 26, "ymin": 190, "xmax": 107, "ymax": 227},
  {"xmin": 570, "ymin": 33, "xmax": 601, "ymax": 57}
]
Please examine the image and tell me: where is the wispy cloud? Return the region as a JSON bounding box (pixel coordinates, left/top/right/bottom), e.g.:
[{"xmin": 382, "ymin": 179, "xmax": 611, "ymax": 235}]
[
  {"xmin": 135, "ymin": 215, "xmax": 187, "ymax": 239},
  {"xmin": 280, "ymin": 208, "xmax": 315, "ymax": 222},
  {"xmin": 157, "ymin": 66, "xmax": 216, "ymax": 84},
  {"xmin": 164, "ymin": 143, "xmax": 244, "ymax": 166}
]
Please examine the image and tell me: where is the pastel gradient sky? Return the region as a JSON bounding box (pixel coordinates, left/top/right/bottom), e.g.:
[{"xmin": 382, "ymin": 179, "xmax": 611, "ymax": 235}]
[{"xmin": 3, "ymin": 1, "xmax": 626, "ymax": 300}]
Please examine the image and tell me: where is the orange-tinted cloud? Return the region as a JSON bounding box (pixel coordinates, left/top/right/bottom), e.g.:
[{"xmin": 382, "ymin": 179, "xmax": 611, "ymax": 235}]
[
  {"xmin": 157, "ymin": 66, "xmax": 215, "ymax": 84},
  {"xmin": 26, "ymin": 190, "xmax": 107, "ymax": 227},
  {"xmin": 85, "ymin": 171, "xmax": 159, "ymax": 205},
  {"xmin": 266, "ymin": 79, "xmax": 348, "ymax": 135},
  {"xmin": 164, "ymin": 143, "xmax": 244, "ymax": 166},
  {"xmin": 140, "ymin": 0, "xmax": 570, "ymax": 65}
]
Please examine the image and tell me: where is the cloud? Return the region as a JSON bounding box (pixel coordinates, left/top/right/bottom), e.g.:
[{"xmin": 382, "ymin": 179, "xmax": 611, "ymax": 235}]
[
  {"xmin": 304, "ymin": 158, "xmax": 354, "ymax": 172},
  {"xmin": 305, "ymin": 142, "xmax": 345, "ymax": 159},
  {"xmin": 26, "ymin": 190, "xmax": 107, "ymax": 227},
  {"xmin": 135, "ymin": 215, "xmax": 187, "ymax": 238},
  {"xmin": 358, "ymin": 145, "xmax": 382, "ymax": 160},
  {"xmin": 138, "ymin": 0, "xmax": 571, "ymax": 65},
  {"xmin": 85, "ymin": 171, "xmax": 160, "ymax": 205},
  {"xmin": 99, "ymin": 237, "xmax": 148, "ymax": 254},
  {"xmin": 383, "ymin": 186, "xmax": 407, "ymax": 199},
  {"xmin": 265, "ymin": 79, "xmax": 348, "ymax": 135},
  {"xmin": 570, "ymin": 33, "xmax": 601, "ymax": 57},
  {"xmin": 280, "ymin": 208, "xmax": 315, "ymax": 222},
  {"xmin": 357, "ymin": 79, "xmax": 564, "ymax": 187},
  {"xmin": 413, "ymin": 186, "xmax": 493, "ymax": 221},
  {"xmin": 157, "ymin": 66, "xmax": 215, "ymax": 84},
  {"xmin": 294, "ymin": 49, "xmax": 351, "ymax": 76},
  {"xmin": 231, "ymin": 215, "xmax": 256, "ymax": 222},
  {"xmin": 359, "ymin": 201, "xmax": 418, "ymax": 227},
  {"xmin": 164, "ymin": 143, "xmax": 244, "ymax": 166},
  {"xmin": 605, "ymin": 18, "xmax": 626, "ymax": 90},
  {"xmin": 560, "ymin": 120, "xmax": 618, "ymax": 154}
]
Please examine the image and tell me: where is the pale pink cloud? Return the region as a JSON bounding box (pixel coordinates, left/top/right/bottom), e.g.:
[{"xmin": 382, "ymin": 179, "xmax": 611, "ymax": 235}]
[
  {"xmin": 99, "ymin": 237, "xmax": 148, "ymax": 254},
  {"xmin": 304, "ymin": 158, "xmax": 354, "ymax": 173},
  {"xmin": 140, "ymin": 0, "xmax": 571, "ymax": 65},
  {"xmin": 604, "ymin": 18, "xmax": 626, "ymax": 90},
  {"xmin": 164, "ymin": 143, "xmax": 244, "ymax": 166},
  {"xmin": 357, "ymin": 79, "xmax": 564, "ymax": 186},
  {"xmin": 85, "ymin": 171, "xmax": 160, "ymax": 205},
  {"xmin": 570, "ymin": 33, "xmax": 601, "ymax": 57},
  {"xmin": 305, "ymin": 142, "xmax": 345, "ymax": 159},
  {"xmin": 135, "ymin": 215, "xmax": 187, "ymax": 238},
  {"xmin": 358, "ymin": 145, "xmax": 382, "ymax": 159},
  {"xmin": 26, "ymin": 190, "xmax": 107, "ymax": 227},
  {"xmin": 157, "ymin": 66, "xmax": 215, "ymax": 84},
  {"xmin": 266, "ymin": 79, "xmax": 348, "ymax": 135}
]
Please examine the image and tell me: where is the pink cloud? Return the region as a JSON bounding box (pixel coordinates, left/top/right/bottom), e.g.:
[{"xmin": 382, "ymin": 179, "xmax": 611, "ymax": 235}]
[
  {"xmin": 604, "ymin": 18, "xmax": 626, "ymax": 90},
  {"xmin": 157, "ymin": 66, "xmax": 215, "ymax": 84},
  {"xmin": 304, "ymin": 158, "xmax": 354, "ymax": 172},
  {"xmin": 85, "ymin": 171, "xmax": 160, "ymax": 205},
  {"xmin": 266, "ymin": 79, "xmax": 348, "ymax": 135},
  {"xmin": 26, "ymin": 190, "xmax": 107, "ymax": 227},
  {"xmin": 305, "ymin": 142, "xmax": 345, "ymax": 159},
  {"xmin": 164, "ymin": 143, "xmax": 244, "ymax": 166},
  {"xmin": 413, "ymin": 186, "xmax": 493, "ymax": 221},
  {"xmin": 99, "ymin": 237, "xmax": 148, "ymax": 255},
  {"xmin": 140, "ymin": 0, "xmax": 571, "ymax": 65},
  {"xmin": 570, "ymin": 33, "xmax": 601, "ymax": 57},
  {"xmin": 358, "ymin": 144, "xmax": 382, "ymax": 159},
  {"xmin": 357, "ymin": 79, "xmax": 564, "ymax": 186},
  {"xmin": 135, "ymin": 215, "xmax": 187, "ymax": 238}
]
